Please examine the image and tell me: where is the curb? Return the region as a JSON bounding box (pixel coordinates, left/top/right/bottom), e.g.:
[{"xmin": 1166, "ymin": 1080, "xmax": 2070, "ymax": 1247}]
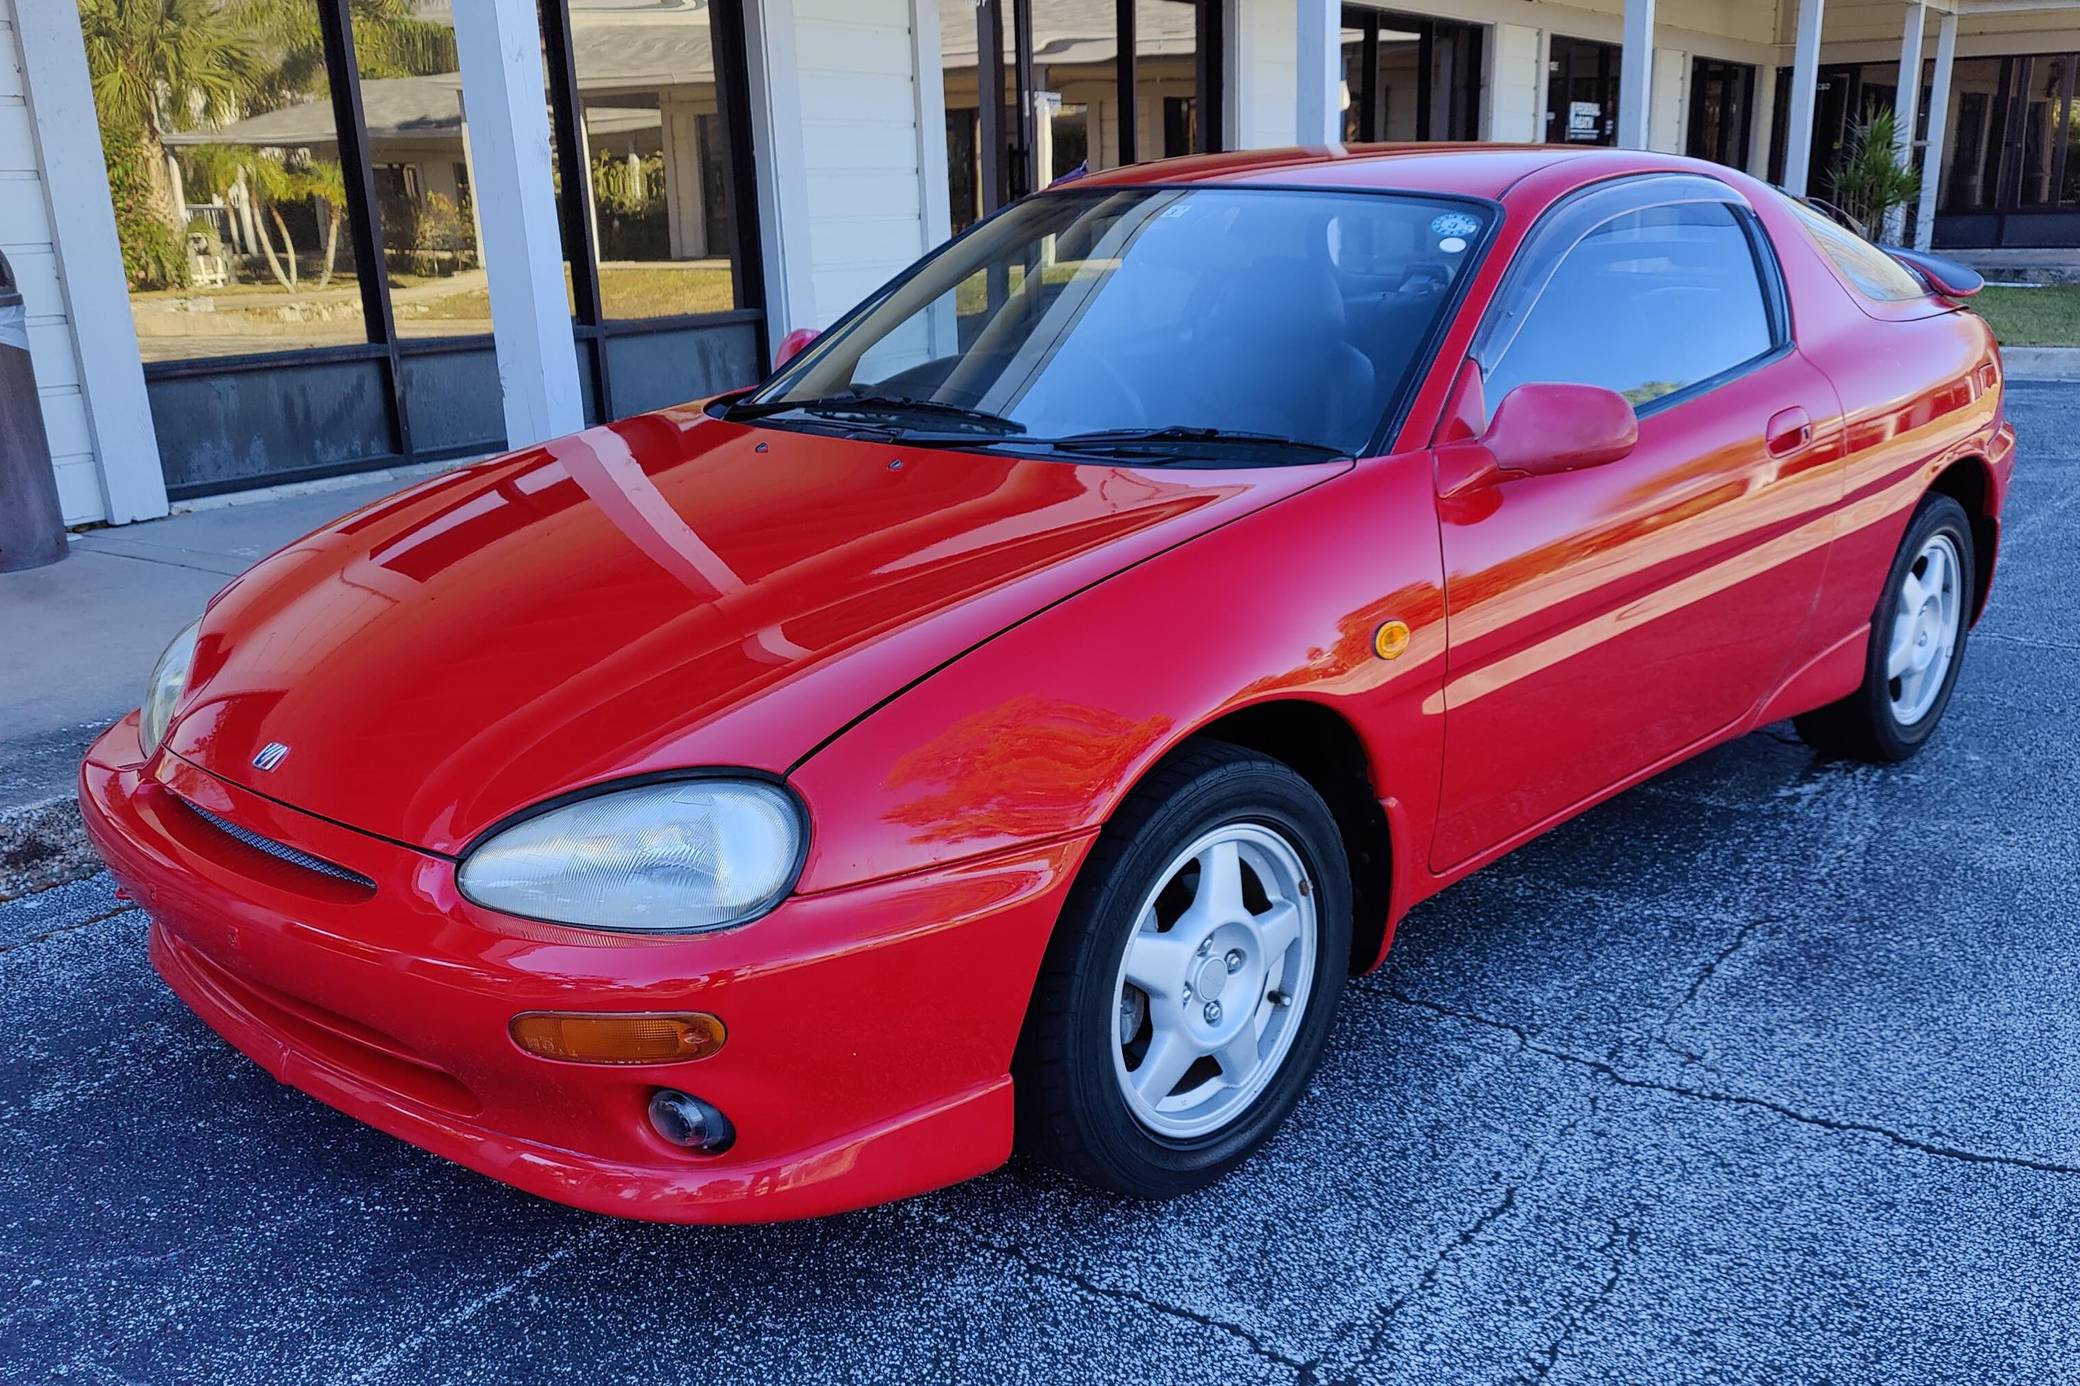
[
  {"xmin": 0, "ymin": 796, "xmax": 99, "ymax": 903},
  {"xmin": 2002, "ymin": 346, "xmax": 2080, "ymax": 382}
]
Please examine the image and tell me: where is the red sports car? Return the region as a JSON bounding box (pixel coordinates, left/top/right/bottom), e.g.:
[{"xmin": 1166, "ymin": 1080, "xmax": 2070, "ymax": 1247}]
[{"xmin": 82, "ymin": 146, "xmax": 2014, "ymax": 1223}]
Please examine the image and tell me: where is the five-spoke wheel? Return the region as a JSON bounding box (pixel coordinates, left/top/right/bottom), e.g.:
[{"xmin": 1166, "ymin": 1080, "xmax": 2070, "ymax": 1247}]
[
  {"xmin": 1111, "ymin": 824, "xmax": 1317, "ymax": 1139},
  {"xmin": 1015, "ymin": 741, "xmax": 1351, "ymax": 1199}
]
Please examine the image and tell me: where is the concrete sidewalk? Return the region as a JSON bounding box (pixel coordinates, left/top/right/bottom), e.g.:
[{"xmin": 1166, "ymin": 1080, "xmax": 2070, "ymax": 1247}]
[{"xmin": 0, "ymin": 468, "xmax": 448, "ymax": 817}]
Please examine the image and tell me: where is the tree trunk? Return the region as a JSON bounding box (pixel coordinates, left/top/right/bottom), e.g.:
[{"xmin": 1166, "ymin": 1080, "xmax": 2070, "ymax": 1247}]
[
  {"xmin": 317, "ymin": 204, "xmax": 341, "ymax": 289},
  {"xmin": 253, "ymin": 204, "xmax": 297, "ymax": 292},
  {"xmin": 142, "ymin": 114, "xmax": 185, "ymax": 241},
  {"xmin": 270, "ymin": 207, "xmax": 300, "ymax": 290}
]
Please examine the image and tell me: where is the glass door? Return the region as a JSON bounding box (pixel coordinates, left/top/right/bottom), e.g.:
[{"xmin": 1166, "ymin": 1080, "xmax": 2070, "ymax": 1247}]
[
  {"xmin": 1340, "ymin": 7, "xmax": 1485, "ymax": 143},
  {"xmin": 1686, "ymin": 58, "xmax": 1756, "ymax": 170},
  {"xmin": 1546, "ymin": 36, "xmax": 1620, "ymax": 146}
]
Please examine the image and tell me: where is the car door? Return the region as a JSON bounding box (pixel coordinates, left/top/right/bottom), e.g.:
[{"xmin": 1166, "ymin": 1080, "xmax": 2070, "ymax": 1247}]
[{"xmin": 1429, "ymin": 178, "xmax": 1846, "ymax": 871}]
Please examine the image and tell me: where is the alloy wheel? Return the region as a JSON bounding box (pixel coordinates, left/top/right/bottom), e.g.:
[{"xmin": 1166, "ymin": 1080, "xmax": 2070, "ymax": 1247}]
[
  {"xmin": 1109, "ymin": 822, "xmax": 1318, "ymax": 1140},
  {"xmin": 1887, "ymin": 531, "xmax": 1964, "ymax": 726}
]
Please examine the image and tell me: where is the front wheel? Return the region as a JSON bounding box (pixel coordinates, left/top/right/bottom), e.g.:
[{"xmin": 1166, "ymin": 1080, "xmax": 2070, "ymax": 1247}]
[
  {"xmin": 1795, "ymin": 492, "xmax": 1976, "ymax": 763},
  {"xmin": 1013, "ymin": 741, "xmax": 1351, "ymax": 1199}
]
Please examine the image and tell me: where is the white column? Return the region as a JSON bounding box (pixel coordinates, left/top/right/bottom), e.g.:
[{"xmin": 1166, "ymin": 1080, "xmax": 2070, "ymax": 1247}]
[
  {"xmin": 1914, "ymin": 10, "xmax": 1959, "ymax": 251},
  {"xmin": 1617, "ymin": 0, "xmax": 1656, "ymax": 150},
  {"xmin": 1296, "ymin": 0, "xmax": 1340, "ymax": 146},
  {"xmin": 1748, "ymin": 64, "xmax": 1778, "ymax": 179},
  {"xmin": 12, "ymin": 0, "xmax": 167, "ymax": 523},
  {"xmin": 1885, "ymin": 3, "xmax": 1925, "ymax": 242},
  {"xmin": 1782, "ymin": 0, "xmax": 1825, "ymax": 196},
  {"xmin": 1227, "ymin": 0, "xmax": 1300, "ymax": 149},
  {"xmin": 451, "ymin": 0, "xmax": 584, "ymax": 446},
  {"xmin": 742, "ymin": 0, "xmax": 814, "ymax": 344},
  {"xmin": 910, "ymin": 0, "xmax": 952, "ymax": 254}
]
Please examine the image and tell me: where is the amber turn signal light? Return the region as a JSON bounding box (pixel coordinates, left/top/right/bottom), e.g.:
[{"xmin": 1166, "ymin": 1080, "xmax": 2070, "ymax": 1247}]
[{"xmin": 510, "ymin": 1011, "xmax": 726, "ymax": 1064}]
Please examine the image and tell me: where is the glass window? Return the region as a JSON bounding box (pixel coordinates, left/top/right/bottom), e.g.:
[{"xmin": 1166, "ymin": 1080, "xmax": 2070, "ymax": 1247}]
[
  {"xmin": 565, "ymin": 0, "xmax": 744, "ymax": 320},
  {"xmin": 82, "ymin": 0, "xmax": 386, "ymax": 361},
  {"xmin": 349, "ymin": 5, "xmax": 488, "ymax": 340},
  {"xmin": 1485, "ymin": 202, "xmax": 1774, "ymax": 409},
  {"xmin": 1938, "ymin": 59, "xmax": 2009, "ymax": 214},
  {"xmin": 1782, "ymin": 195, "xmax": 1927, "ymax": 302},
  {"xmin": 1546, "ymin": 36, "xmax": 1619, "ymax": 146},
  {"xmin": 745, "ymin": 187, "xmax": 1490, "ymax": 458}
]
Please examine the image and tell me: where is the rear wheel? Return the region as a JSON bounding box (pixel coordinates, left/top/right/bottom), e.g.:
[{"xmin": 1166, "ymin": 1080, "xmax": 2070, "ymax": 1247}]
[
  {"xmin": 1013, "ymin": 741, "xmax": 1351, "ymax": 1199},
  {"xmin": 1795, "ymin": 493, "xmax": 1975, "ymax": 763}
]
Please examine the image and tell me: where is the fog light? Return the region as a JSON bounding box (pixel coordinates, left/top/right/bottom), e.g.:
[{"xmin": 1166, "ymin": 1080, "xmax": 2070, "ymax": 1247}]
[
  {"xmin": 648, "ymin": 1088, "xmax": 736, "ymax": 1153},
  {"xmin": 510, "ymin": 1011, "xmax": 725, "ymax": 1064}
]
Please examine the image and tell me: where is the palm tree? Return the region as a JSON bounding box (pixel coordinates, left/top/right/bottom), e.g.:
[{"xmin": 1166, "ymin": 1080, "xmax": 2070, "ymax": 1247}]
[
  {"xmin": 82, "ymin": 0, "xmax": 457, "ymax": 289},
  {"xmin": 181, "ymin": 144, "xmax": 351, "ymax": 292},
  {"xmin": 79, "ymin": 0, "xmax": 263, "ymax": 239},
  {"xmin": 1829, "ymin": 107, "xmax": 1921, "ymax": 234},
  {"xmin": 236, "ymin": 0, "xmax": 456, "ymax": 94}
]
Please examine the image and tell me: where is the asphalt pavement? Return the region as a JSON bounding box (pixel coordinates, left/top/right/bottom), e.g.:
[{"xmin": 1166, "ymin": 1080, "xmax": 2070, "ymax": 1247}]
[{"xmin": 4, "ymin": 383, "xmax": 2078, "ymax": 1384}]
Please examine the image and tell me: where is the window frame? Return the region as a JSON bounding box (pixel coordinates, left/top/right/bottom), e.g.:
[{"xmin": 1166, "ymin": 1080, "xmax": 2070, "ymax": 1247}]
[
  {"xmin": 1471, "ymin": 173, "xmax": 1793, "ymax": 423},
  {"xmin": 539, "ymin": 0, "xmax": 767, "ymax": 423}
]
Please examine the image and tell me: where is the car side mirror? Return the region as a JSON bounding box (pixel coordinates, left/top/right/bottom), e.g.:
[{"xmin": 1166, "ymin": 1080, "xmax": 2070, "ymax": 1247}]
[
  {"xmin": 772, "ymin": 326, "xmax": 819, "ymax": 369},
  {"xmin": 1482, "ymin": 382, "xmax": 1639, "ymax": 478}
]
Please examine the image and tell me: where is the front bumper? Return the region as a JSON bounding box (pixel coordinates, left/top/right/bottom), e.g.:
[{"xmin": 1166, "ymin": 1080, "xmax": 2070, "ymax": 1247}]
[{"xmin": 81, "ymin": 715, "xmax": 1092, "ymax": 1223}]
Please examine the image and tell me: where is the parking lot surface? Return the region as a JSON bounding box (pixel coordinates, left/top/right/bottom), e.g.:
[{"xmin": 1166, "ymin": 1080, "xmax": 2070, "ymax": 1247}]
[{"xmin": 5, "ymin": 383, "xmax": 2077, "ymax": 1385}]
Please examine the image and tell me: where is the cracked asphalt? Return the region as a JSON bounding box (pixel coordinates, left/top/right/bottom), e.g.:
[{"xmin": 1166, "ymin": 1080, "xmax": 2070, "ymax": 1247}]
[{"xmin": 5, "ymin": 382, "xmax": 2078, "ymax": 1384}]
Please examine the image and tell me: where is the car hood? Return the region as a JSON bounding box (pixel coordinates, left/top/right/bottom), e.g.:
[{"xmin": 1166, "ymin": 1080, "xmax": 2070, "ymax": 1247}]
[{"xmin": 164, "ymin": 405, "xmax": 1341, "ymax": 854}]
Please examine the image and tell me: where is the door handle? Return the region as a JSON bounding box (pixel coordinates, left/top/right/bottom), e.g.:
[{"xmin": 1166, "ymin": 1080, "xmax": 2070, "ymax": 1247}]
[{"xmin": 1766, "ymin": 406, "xmax": 1813, "ymax": 458}]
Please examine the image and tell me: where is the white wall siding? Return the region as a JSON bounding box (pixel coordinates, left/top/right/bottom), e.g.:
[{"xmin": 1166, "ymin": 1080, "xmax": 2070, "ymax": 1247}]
[
  {"xmin": 1648, "ymin": 45, "xmax": 1688, "ymax": 153},
  {"xmin": 791, "ymin": 0, "xmax": 931, "ymax": 329},
  {"xmin": 0, "ymin": 0, "xmax": 100, "ymax": 526},
  {"xmin": 1489, "ymin": 22, "xmax": 1547, "ymax": 142}
]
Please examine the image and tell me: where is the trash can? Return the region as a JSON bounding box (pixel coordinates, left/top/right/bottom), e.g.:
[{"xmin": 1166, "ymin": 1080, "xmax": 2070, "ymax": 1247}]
[{"xmin": 0, "ymin": 247, "xmax": 68, "ymax": 572}]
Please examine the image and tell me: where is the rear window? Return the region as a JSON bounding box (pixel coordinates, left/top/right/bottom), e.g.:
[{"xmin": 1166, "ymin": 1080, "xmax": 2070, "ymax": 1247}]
[{"xmin": 1782, "ymin": 196, "xmax": 1928, "ymax": 302}]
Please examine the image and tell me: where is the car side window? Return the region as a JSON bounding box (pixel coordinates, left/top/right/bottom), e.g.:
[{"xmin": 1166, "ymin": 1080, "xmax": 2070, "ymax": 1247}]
[{"xmin": 1483, "ymin": 201, "xmax": 1777, "ymax": 411}]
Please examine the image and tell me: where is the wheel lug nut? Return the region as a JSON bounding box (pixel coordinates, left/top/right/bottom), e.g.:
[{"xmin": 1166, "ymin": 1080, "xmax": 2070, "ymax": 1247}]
[
  {"xmin": 1196, "ymin": 939, "xmax": 1212, "ymax": 958},
  {"xmin": 1203, "ymin": 1001, "xmax": 1223, "ymax": 1024},
  {"xmin": 1224, "ymin": 948, "xmax": 1245, "ymax": 973}
]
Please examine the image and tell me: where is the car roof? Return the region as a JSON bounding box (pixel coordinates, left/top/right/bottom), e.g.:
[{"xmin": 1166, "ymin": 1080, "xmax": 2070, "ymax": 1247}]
[{"xmin": 1069, "ymin": 143, "xmax": 1720, "ymax": 203}]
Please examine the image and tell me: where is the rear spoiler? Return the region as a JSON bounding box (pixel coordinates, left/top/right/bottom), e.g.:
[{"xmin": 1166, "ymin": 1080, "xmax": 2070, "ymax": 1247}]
[{"xmin": 1884, "ymin": 245, "xmax": 1985, "ymax": 300}]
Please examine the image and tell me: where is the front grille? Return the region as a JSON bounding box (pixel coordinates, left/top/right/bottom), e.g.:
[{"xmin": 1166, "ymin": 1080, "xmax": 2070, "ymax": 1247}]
[{"xmin": 175, "ymin": 797, "xmax": 377, "ymax": 890}]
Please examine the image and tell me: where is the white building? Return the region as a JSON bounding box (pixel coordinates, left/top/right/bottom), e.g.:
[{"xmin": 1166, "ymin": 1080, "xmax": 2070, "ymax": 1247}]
[{"xmin": 3, "ymin": 0, "xmax": 2076, "ymax": 527}]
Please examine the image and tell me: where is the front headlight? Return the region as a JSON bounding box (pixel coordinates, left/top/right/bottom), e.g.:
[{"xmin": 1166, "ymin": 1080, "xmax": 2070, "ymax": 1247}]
[
  {"xmin": 138, "ymin": 619, "xmax": 201, "ymax": 759},
  {"xmin": 457, "ymin": 778, "xmax": 804, "ymax": 932}
]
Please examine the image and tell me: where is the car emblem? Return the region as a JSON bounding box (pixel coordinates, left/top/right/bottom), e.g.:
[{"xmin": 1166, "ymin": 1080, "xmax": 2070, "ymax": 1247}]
[{"xmin": 252, "ymin": 742, "xmax": 291, "ymax": 772}]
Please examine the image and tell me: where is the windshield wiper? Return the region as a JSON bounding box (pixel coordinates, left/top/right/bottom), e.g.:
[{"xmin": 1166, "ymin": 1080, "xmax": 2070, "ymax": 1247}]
[
  {"xmin": 727, "ymin": 393, "xmax": 1025, "ymax": 435},
  {"xmin": 1018, "ymin": 425, "xmax": 1346, "ymax": 460}
]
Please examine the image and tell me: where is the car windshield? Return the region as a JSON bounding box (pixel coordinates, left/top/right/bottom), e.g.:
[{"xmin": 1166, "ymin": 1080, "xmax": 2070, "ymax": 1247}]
[{"xmin": 736, "ymin": 186, "xmax": 1491, "ymax": 461}]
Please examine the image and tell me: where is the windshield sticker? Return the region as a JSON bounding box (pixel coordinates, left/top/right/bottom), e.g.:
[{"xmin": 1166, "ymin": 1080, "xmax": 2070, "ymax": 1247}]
[
  {"xmin": 1429, "ymin": 212, "xmax": 1481, "ymax": 239},
  {"xmin": 1437, "ymin": 236, "xmax": 1467, "ymax": 254}
]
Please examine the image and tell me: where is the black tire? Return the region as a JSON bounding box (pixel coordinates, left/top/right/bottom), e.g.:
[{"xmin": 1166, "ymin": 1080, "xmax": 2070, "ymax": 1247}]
[
  {"xmin": 1795, "ymin": 492, "xmax": 1976, "ymax": 763},
  {"xmin": 1012, "ymin": 739, "xmax": 1351, "ymax": 1199}
]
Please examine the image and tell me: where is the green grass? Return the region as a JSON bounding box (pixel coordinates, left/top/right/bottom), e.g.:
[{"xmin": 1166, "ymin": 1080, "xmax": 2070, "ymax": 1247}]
[
  {"xmin": 1969, "ymin": 284, "xmax": 2080, "ymax": 348},
  {"xmin": 409, "ymin": 267, "xmax": 736, "ymax": 322}
]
